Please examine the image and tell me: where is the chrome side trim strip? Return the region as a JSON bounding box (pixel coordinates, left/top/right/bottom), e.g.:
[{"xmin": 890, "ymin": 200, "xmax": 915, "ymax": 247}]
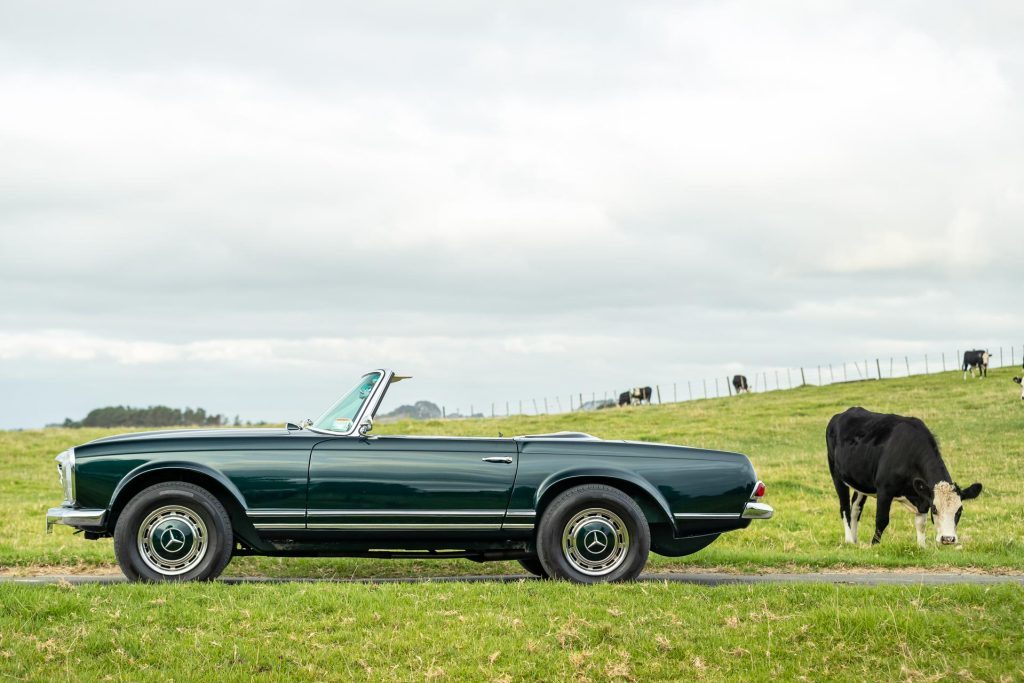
[
  {"xmin": 673, "ymin": 512, "xmax": 742, "ymax": 520},
  {"xmin": 247, "ymin": 509, "xmax": 306, "ymax": 517},
  {"xmin": 307, "ymin": 523, "xmax": 502, "ymax": 530},
  {"xmin": 505, "ymin": 510, "xmax": 536, "ymax": 518},
  {"xmin": 741, "ymin": 502, "xmax": 774, "ymax": 520},
  {"xmin": 306, "ymin": 510, "xmax": 505, "ymax": 517},
  {"xmin": 502, "ymin": 523, "xmax": 535, "ymax": 530},
  {"xmin": 253, "ymin": 523, "xmax": 307, "ymax": 530}
]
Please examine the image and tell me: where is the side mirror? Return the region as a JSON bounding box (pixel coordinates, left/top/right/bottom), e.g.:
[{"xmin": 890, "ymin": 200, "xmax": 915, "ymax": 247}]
[
  {"xmin": 301, "ymin": 418, "xmax": 314, "ymax": 429},
  {"xmin": 357, "ymin": 416, "xmax": 374, "ymax": 436}
]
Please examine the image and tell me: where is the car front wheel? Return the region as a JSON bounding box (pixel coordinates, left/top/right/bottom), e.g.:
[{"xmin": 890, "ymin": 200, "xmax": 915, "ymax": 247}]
[
  {"xmin": 536, "ymin": 484, "xmax": 650, "ymax": 583},
  {"xmin": 114, "ymin": 481, "xmax": 233, "ymax": 582}
]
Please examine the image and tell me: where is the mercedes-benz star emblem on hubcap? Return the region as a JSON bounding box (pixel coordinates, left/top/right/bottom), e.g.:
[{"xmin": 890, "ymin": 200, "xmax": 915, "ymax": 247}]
[
  {"xmin": 584, "ymin": 529, "xmax": 609, "ymax": 553},
  {"xmin": 160, "ymin": 526, "xmax": 186, "ymax": 552}
]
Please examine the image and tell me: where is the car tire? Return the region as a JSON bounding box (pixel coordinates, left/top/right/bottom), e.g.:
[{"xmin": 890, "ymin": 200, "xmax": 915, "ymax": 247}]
[
  {"xmin": 114, "ymin": 481, "xmax": 233, "ymax": 582},
  {"xmin": 536, "ymin": 484, "xmax": 650, "ymax": 584},
  {"xmin": 517, "ymin": 556, "xmax": 550, "ymax": 578}
]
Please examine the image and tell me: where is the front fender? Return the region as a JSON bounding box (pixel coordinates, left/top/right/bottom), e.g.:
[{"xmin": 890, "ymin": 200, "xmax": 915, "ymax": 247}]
[
  {"xmin": 534, "ymin": 466, "xmax": 677, "ymax": 531},
  {"xmin": 109, "ymin": 460, "xmax": 250, "ymax": 512}
]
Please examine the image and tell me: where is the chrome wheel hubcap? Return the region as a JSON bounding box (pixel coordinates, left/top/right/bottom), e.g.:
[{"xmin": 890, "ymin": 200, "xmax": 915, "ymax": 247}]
[
  {"xmin": 137, "ymin": 505, "xmax": 208, "ymax": 575},
  {"xmin": 562, "ymin": 507, "xmax": 629, "ymax": 576}
]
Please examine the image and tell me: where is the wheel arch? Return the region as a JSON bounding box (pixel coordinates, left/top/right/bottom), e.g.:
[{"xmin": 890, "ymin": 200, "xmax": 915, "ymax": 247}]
[
  {"xmin": 534, "ymin": 469, "xmax": 675, "ymax": 530},
  {"xmin": 108, "ymin": 463, "xmax": 261, "ymax": 547}
]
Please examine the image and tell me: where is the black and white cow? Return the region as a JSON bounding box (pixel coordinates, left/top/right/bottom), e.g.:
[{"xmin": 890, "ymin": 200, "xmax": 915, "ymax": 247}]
[
  {"xmin": 826, "ymin": 407, "xmax": 982, "ymax": 547},
  {"xmin": 618, "ymin": 386, "xmax": 652, "ymax": 406},
  {"xmin": 1013, "ymin": 376, "xmax": 1023, "ymax": 400},
  {"xmin": 963, "ymin": 349, "xmax": 990, "ymax": 379},
  {"xmin": 732, "ymin": 375, "xmax": 750, "ymax": 394}
]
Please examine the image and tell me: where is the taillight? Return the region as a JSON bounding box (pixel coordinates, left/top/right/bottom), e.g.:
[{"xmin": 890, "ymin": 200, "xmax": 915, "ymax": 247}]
[{"xmin": 752, "ymin": 481, "xmax": 766, "ymax": 498}]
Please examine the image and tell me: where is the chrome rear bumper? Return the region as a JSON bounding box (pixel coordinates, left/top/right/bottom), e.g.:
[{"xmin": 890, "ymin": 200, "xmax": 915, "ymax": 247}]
[
  {"xmin": 741, "ymin": 501, "xmax": 774, "ymax": 519},
  {"xmin": 46, "ymin": 506, "xmax": 107, "ymax": 533}
]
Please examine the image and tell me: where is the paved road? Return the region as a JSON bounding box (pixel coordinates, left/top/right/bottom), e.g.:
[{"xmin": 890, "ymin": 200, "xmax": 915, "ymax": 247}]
[{"xmin": 3, "ymin": 572, "xmax": 1021, "ymax": 586}]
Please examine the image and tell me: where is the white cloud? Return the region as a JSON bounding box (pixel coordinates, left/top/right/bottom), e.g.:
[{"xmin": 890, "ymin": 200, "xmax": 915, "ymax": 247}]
[{"xmin": 1, "ymin": 1, "xmax": 1023, "ymax": 427}]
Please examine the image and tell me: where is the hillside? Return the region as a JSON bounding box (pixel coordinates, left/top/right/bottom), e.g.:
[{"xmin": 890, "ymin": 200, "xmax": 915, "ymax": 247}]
[{"xmin": 3, "ymin": 366, "xmax": 1021, "ymax": 575}]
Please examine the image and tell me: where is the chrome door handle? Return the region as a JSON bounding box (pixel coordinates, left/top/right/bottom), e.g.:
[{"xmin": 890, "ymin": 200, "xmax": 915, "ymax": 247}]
[{"xmin": 482, "ymin": 457, "xmax": 513, "ymax": 464}]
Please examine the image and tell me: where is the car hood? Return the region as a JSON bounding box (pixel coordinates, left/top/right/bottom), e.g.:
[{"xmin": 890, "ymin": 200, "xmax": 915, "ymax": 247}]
[{"xmin": 86, "ymin": 427, "xmax": 292, "ymax": 445}]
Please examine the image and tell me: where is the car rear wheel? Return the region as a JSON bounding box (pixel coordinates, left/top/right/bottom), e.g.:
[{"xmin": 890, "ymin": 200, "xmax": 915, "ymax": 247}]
[
  {"xmin": 517, "ymin": 556, "xmax": 549, "ymax": 578},
  {"xmin": 536, "ymin": 484, "xmax": 650, "ymax": 584},
  {"xmin": 114, "ymin": 481, "xmax": 233, "ymax": 582}
]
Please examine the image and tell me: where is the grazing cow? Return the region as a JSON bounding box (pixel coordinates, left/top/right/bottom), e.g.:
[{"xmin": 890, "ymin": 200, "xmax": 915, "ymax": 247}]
[
  {"xmin": 732, "ymin": 375, "xmax": 750, "ymax": 394},
  {"xmin": 826, "ymin": 407, "xmax": 982, "ymax": 548},
  {"xmin": 618, "ymin": 387, "xmax": 652, "ymax": 406},
  {"xmin": 1014, "ymin": 376, "xmax": 1023, "ymax": 400},
  {"xmin": 963, "ymin": 350, "xmax": 990, "ymax": 379}
]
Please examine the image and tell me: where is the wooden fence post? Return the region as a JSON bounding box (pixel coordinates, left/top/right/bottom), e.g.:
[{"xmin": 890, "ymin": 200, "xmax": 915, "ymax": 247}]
[
  {"xmin": 533, "ymin": 399, "xmax": 539, "ymax": 414},
  {"xmin": 506, "ymin": 401, "xmax": 510, "ymax": 416},
  {"xmin": 442, "ymin": 406, "xmax": 446, "ymax": 419},
  {"xmin": 673, "ymin": 383, "xmax": 677, "ymax": 402},
  {"xmin": 905, "ymin": 356, "xmax": 910, "ymax": 376},
  {"xmin": 714, "ymin": 377, "xmax": 720, "ymax": 398},
  {"xmin": 703, "ymin": 379, "xmax": 708, "ymax": 399},
  {"xmin": 875, "ymin": 358, "xmax": 880, "ymax": 380},
  {"xmin": 800, "ymin": 367, "xmax": 806, "ymax": 386},
  {"xmin": 726, "ymin": 377, "xmax": 733, "ymax": 396},
  {"xmin": 924, "ymin": 354, "xmax": 929, "ymax": 374},
  {"xmin": 774, "ymin": 370, "xmax": 780, "ymax": 390},
  {"xmin": 942, "ymin": 353, "xmax": 946, "ymax": 372},
  {"xmin": 817, "ymin": 366, "xmax": 822, "ymax": 385},
  {"xmin": 656, "ymin": 386, "xmax": 662, "ymax": 404},
  {"xmin": 688, "ymin": 381, "xmax": 693, "ymax": 400},
  {"xmin": 787, "ymin": 368, "xmax": 792, "ymax": 388}
]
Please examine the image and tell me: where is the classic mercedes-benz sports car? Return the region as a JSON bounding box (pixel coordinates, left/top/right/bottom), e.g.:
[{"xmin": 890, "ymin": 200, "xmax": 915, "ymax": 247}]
[{"xmin": 47, "ymin": 369, "xmax": 772, "ymax": 583}]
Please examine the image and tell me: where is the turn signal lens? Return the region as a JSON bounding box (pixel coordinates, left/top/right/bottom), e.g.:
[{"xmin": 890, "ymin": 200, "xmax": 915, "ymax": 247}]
[{"xmin": 753, "ymin": 481, "xmax": 766, "ymax": 498}]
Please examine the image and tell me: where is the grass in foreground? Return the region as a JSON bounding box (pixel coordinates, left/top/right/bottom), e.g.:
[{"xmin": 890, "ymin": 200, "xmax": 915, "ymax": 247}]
[
  {"xmin": 2, "ymin": 367, "xmax": 1022, "ymax": 576},
  {"xmin": 1, "ymin": 581, "xmax": 1022, "ymax": 682}
]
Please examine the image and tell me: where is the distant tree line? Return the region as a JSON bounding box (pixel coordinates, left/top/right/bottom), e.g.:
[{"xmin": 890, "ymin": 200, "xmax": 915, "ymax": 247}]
[{"xmin": 62, "ymin": 405, "xmax": 228, "ymax": 428}]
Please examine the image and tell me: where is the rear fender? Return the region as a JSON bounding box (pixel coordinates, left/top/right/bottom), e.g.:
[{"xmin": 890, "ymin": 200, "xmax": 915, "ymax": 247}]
[{"xmin": 534, "ymin": 467, "xmax": 677, "ymax": 531}]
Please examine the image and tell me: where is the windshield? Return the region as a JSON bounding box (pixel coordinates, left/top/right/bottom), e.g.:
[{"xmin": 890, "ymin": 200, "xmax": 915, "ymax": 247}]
[{"xmin": 313, "ymin": 371, "xmax": 383, "ymax": 432}]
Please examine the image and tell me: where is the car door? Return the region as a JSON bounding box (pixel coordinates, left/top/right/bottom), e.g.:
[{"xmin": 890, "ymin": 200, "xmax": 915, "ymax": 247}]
[{"xmin": 306, "ymin": 436, "xmax": 518, "ymax": 532}]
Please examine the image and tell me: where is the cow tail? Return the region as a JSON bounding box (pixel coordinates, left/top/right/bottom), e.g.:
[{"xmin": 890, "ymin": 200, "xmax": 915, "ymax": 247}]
[{"xmin": 825, "ymin": 418, "xmax": 838, "ymax": 475}]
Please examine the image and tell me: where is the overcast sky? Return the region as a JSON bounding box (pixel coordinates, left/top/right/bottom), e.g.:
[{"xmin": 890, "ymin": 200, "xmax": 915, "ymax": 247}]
[{"xmin": 1, "ymin": 2, "xmax": 1022, "ymax": 428}]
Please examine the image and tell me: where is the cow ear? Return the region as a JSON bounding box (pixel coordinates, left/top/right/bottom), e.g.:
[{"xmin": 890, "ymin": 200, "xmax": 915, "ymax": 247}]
[
  {"xmin": 912, "ymin": 478, "xmax": 932, "ymax": 498},
  {"xmin": 960, "ymin": 483, "xmax": 983, "ymax": 501}
]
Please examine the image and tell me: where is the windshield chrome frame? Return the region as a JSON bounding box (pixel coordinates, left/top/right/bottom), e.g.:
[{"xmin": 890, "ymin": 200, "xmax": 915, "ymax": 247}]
[{"xmin": 306, "ymin": 368, "xmax": 395, "ymax": 437}]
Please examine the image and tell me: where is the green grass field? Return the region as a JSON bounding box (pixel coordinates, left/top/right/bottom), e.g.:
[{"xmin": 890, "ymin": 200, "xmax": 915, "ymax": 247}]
[
  {"xmin": 1, "ymin": 581, "xmax": 1022, "ymax": 682},
  {"xmin": 3, "ymin": 366, "xmax": 1022, "ymax": 576},
  {"xmin": 2, "ymin": 368, "xmax": 1023, "ymax": 681}
]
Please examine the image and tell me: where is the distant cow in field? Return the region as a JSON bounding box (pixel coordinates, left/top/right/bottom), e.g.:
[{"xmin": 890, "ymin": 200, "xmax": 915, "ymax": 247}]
[
  {"xmin": 618, "ymin": 386, "xmax": 652, "ymax": 406},
  {"xmin": 826, "ymin": 407, "xmax": 982, "ymax": 548},
  {"xmin": 1014, "ymin": 376, "xmax": 1023, "ymax": 400},
  {"xmin": 732, "ymin": 375, "xmax": 750, "ymax": 394},
  {"xmin": 963, "ymin": 350, "xmax": 990, "ymax": 379}
]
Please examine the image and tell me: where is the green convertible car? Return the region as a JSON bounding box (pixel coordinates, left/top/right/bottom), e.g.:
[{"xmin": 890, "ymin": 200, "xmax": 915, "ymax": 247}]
[{"xmin": 47, "ymin": 369, "xmax": 773, "ymax": 583}]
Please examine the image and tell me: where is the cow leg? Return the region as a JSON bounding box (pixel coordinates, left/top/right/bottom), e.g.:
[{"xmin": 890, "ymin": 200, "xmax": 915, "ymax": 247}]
[
  {"xmin": 914, "ymin": 512, "xmax": 927, "ymax": 548},
  {"xmin": 831, "ymin": 476, "xmax": 854, "ymax": 543},
  {"xmin": 872, "ymin": 493, "xmax": 893, "ymax": 544},
  {"xmin": 849, "ymin": 493, "xmax": 867, "ymax": 543}
]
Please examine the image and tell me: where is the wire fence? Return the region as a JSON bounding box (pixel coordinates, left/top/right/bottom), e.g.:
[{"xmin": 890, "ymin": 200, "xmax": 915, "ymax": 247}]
[{"xmin": 439, "ymin": 343, "xmax": 1024, "ymax": 419}]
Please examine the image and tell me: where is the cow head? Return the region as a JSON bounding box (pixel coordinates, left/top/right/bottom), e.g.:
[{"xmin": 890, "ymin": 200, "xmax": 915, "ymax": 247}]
[
  {"xmin": 912, "ymin": 479, "xmax": 983, "ymax": 545},
  {"xmin": 982, "ymin": 351, "xmax": 990, "ymax": 366},
  {"xmin": 1014, "ymin": 376, "xmax": 1023, "ymax": 400}
]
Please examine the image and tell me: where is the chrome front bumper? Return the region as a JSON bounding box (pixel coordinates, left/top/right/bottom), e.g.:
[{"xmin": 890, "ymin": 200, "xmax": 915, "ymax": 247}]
[
  {"xmin": 46, "ymin": 506, "xmax": 107, "ymax": 533},
  {"xmin": 741, "ymin": 501, "xmax": 774, "ymax": 519}
]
